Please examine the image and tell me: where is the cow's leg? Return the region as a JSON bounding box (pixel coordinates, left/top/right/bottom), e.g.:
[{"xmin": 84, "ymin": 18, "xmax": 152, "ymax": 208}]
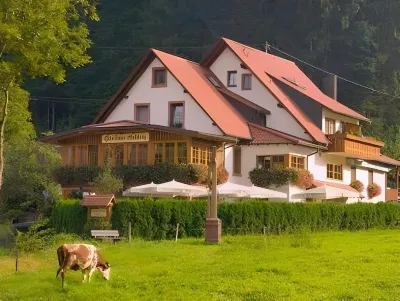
[
  {"xmin": 61, "ymin": 270, "xmax": 65, "ymax": 288},
  {"xmin": 88, "ymin": 267, "xmax": 96, "ymax": 283},
  {"xmin": 82, "ymin": 269, "xmax": 87, "ymax": 283}
]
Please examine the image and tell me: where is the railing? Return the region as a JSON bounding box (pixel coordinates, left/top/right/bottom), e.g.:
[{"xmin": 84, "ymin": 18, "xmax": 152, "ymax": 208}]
[
  {"xmin": 385, "ymin": 189, "xmax": 399, "ymax": 201},
  {"xmin": 327, "ymin": 133, "xmax": 384, "ymax": 158}
]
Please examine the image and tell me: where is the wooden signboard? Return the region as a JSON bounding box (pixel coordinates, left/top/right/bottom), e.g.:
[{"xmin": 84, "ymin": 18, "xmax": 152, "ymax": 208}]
[
  {"xmin": 102, "ymin": 132, "xmax": 149, "ymax": 144},
  {"xmin": 90, "ymin": 208, "xmax": 107, "ymax": 218}
]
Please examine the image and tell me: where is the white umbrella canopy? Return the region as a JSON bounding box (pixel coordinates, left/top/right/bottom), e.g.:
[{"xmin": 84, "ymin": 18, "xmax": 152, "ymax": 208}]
[
  {"xmin": 199, "ymin": 182, "xmax": 287, "ymax": 199},
  {"xmin": 122, "ymin": 180, "xmax": 207, "ymax": 198},
  {"xmin": 291, "ymin": 185, "xmax": 360, "ymax": 200}
]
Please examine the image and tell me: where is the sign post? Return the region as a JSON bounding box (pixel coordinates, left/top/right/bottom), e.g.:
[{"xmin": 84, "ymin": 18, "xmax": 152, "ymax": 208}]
[{"xmin": 205, "ymin": 146, "xmax": 222, "ymax": 243}]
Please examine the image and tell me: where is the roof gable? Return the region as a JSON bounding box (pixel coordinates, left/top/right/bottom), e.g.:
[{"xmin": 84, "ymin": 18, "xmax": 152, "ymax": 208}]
[{"xmin": 94, "ymin": 49, "xmax": 251, "ymax": 139}]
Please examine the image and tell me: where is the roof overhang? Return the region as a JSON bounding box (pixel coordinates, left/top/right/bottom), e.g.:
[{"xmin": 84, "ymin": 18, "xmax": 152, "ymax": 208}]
[
  {"xmin": 326, "ymin": 152, "xmax": 400, "ymax": 168},
  {"xmin": 39, "ymin": 122, "xmax": 238, "ymax": 144}
]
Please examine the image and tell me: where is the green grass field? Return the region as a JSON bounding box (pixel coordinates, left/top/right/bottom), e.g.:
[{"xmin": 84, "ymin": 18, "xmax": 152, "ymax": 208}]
[{"xmin": 1, "ymin": 230, "xmax": 400, "ymax": 301}]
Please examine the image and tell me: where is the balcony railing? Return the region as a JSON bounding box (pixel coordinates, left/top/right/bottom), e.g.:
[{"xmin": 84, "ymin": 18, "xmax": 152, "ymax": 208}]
[{"xmin": 327, "ymin": 133, "xmax": 384, "ymax": 158}]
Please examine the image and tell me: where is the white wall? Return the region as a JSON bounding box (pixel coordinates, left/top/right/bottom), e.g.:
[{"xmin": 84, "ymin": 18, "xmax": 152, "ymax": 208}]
[
  {"xmin": 322, "ymin": 108, "xmax": 359, "ymax": 133},
  {"xmin": 210, "ymin": 48, "xmax": 312, "ymax": 141},
  {"xmin": 308, "ymin": 153, "xmax": 352, "ymax": 185},
  {"xmin": 226, "ymin": 144, "xmax": 316, "ymax": 186},
  {"xmin": 356, "ymin": 168, "xmax": 386, "ymax": 203},
  {"xmin": 106, "ymin": 58, "xmax": 223, "ymax": 136}
]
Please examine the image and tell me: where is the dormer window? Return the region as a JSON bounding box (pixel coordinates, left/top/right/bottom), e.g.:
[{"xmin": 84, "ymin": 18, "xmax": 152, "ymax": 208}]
[
  {"xmin": 152, "ymin": 67, "xmax": 167, "ymax": 87},
  {"xmin": 227, "ymin": 71, "xmax": 237, "ymax": 87}
]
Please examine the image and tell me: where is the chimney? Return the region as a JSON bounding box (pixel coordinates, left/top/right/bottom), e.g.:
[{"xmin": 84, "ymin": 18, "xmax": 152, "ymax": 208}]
[{"xmin": 321, "ymin": 74, "xmax": 337, "ymax": 100}]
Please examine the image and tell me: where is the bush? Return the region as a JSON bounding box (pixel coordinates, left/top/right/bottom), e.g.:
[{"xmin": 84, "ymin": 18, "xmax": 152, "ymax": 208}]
[
  {"xmin": 249, "ymin": 168, "xmax": 313, "ymax": 189},
  {"xmin": 367, "ymin": 183, "xmax": 382, "ymax": 198},
  {"xmin": 350, "ymin": 180, "xmax": 364, "ymax": 193},
  {"xmin": 217, "ymin": 166, "xmax": 229, "ymax": 184},
  {"xmin": 50, "ymin": 199, "xmax": 87, "ymax": 234},
  {"xmin": 90, "ymin": 164, "xmax": 123, "ymax": 194},
  {"xmin": 53, "ymin": 200, "xmax": 400, "ymax": 239},
  {"xmin": 83, "ymin": 219, "xmax": 112, "ymax": 237}
]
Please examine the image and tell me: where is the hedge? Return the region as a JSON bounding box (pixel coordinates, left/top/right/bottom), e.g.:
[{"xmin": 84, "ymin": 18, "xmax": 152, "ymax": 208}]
[
  {"xmin": 54, "ymin": 163, "xmax": 228, "ymax": 187},
  {"xmin": 51, "ymin": 200, "xmax": 400, "ymax": 239},
  {"xmin": 50, "ymin": 199, "xmax": 87, "ymax": 234}
]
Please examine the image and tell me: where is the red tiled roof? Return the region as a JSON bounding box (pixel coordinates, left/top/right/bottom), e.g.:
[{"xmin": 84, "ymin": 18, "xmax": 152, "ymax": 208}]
[
  {"xmin": 221, "ymin": 38, "xmax": 368, "ymax": 122},
  {"xmin": 312, "ymin": 180, "xmax": 359, "ymax": 193},
  {"xmin": 248, "ymin": 123, "xmax": 313, "ymax": 145},
  {"xmin": 153, "ymin": 49, "xmax": 251, "ymax": 139},
  {"xmin": 376, "ymin": 155, "xmax": 400, "ymax": 166},
  {"xmin": 80, "ymin": 195, "xmax": 115, "ymax": 207}
]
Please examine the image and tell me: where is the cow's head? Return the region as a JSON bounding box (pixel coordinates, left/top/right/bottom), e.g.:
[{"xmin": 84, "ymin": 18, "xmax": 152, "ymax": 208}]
[{"xmin": 97, "ymin": 262, "xmax": 111, "ymax": 280}]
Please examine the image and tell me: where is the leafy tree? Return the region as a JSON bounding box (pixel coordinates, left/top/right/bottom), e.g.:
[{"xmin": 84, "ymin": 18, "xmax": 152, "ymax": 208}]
[
  {"xmin": 2, "ymin": 140, "xmax": 62, "ymax": 216},
  {"xmin": 0, "ymin": 0, "xmax": 98, "ymax": 189}
]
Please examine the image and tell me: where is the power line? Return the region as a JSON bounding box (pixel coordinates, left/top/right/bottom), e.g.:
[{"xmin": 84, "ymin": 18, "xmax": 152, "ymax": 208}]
[{"xmin": 266, "ymin": 43, "xmax": 400, "ymax": 101}]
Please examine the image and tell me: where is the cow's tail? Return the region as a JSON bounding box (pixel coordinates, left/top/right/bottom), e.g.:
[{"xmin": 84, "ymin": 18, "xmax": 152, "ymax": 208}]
[{"xmin": 56, "ymin": 245, "xmax": 64, "ymax": 278}]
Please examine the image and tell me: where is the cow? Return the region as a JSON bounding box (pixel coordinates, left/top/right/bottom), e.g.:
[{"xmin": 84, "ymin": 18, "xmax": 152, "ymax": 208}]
[{"xmin": 56, "ymin": 244, "xmax": 111, "ymax": 288}]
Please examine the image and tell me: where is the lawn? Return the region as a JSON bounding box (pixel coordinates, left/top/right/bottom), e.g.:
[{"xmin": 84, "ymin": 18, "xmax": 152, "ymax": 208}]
[{"xmin": 1, "ymin": 230, "xmax": 400, "ymax": 301}]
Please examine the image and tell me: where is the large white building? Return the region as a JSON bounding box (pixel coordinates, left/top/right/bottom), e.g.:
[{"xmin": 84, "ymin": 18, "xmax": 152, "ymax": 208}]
[{"xmin": 43, "ymin": 37, "xmax": 400, "ymax": 202}]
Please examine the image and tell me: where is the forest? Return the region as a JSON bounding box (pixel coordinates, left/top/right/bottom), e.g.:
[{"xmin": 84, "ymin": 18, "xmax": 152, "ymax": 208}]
[{"xmin": 24, "ymin": 0, "xmax": 400, "ymax": 162}]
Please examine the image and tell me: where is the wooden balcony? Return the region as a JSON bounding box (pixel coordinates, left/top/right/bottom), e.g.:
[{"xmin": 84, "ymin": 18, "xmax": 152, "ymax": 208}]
[{"xmin": 327, "ymin": 133, "xmax": 384, "ymax": 158}]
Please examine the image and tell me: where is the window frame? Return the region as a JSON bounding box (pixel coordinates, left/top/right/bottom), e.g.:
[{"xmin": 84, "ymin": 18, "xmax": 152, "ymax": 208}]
[
  {"xmin": 241, "ymin": 74, "xmax": 252, "ymax": 90},
  {"xmin": 325, "ymin": 118, "xmax": 336, "ymax": 135},
  {"xmin": 232, "ymin": 146, "xmax": 242, "ymax": 176},
  {"xmin": 290, "ymin": 155, "xmax": 305, "ymax": 169},
  {"xmin": 327, "ymin": 163, "xmax": 343, "ymax": 181},
  {"xmin": 168, "ymin": 101, "xmax": 185, "ymax": 128},
  {"xmin": 227, "ymin": 71, "xmax": 238, "ymax": 87},
  {"xmin": 134, "ymin": 103, "xmax": 150, "ymax": 124},
  {"xmin": 152, "ymin": 67, "xmax": 167, "ymax": 88}
]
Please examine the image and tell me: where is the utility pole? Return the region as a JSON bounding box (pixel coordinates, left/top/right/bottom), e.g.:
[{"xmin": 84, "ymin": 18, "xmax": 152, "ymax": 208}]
[
  {"xmin": 205, "ymin": 146, "xmax": 221, "ymax": 243},
  {"xmin": 52, "ymin": 101, "xmax": 55, "ymax": 132}
]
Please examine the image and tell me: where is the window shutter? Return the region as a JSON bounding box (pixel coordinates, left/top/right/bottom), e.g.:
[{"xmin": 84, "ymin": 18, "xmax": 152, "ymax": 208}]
[{"xmin": 233, "ymin": 146, "xmax": 242, "ymax": 175}]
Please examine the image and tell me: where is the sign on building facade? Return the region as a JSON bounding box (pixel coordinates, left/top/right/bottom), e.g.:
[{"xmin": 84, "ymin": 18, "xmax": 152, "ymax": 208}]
[{"xmin": 101, "ymin": 132, "xmax": 149, "ymax": 144}]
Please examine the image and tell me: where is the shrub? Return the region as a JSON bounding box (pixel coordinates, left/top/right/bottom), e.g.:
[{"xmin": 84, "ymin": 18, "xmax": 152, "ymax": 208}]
[
  {"xmin": 350, "ymin": 180, "xmax": 364, "ymax": 193},
  {"xmin": 249, "ymin": 168, "xmax": 313, "ymax": 189},
  {"xmin": 90, "ymin": 164, "xmax": 123, "ymax": 194},
  {"xmin": 295, "ymin": 170, "xmax": 314, "ymax": 189},
  {"xmin": 367, "ymin": 183, "xmax": 382, "ymax": 198},
  {"xmin": 83, "ymin": 219, "xmax": 112, "ymax": 237},
  {"xmin": 217, "ymin": 166, "xmax": 229, "ymax": 184},
  {"xmin": 50, "ymin": 199, "xmax": 87, "ymax": 234}
]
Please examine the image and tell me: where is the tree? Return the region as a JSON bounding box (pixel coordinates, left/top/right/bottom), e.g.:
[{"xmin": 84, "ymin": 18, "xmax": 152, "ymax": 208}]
[
  {"xmin": 0, "ymin": 0, "xmax": 99, "ymax": 189},
  {"xmin": 90, "ymin": 164, "xmax": 123, "ymax": 195}
]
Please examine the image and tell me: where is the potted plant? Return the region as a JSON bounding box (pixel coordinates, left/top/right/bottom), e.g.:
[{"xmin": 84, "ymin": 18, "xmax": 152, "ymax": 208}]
[
  {"xmin": 367, "ymin": 183, "xmax": 382, "ymax": 199},
  {"xmin": 350, "ymin": 180, "xmax": 364, "ymax": 193}
]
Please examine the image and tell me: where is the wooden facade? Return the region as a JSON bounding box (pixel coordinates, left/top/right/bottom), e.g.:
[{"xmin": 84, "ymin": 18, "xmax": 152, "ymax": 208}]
[
  {"xmin": 54, "ymin": 129, "xmax": 225, "ymax": 168},
  {"xmin": 327, "ymin": 133, "xmax": 385, "ymax": 158}
]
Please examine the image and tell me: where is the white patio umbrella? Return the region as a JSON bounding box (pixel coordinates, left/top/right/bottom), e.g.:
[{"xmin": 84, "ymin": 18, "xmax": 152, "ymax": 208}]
[
  {"xmin": 291, "ymin": 185, "xmax": 360, "ymax": 200},
  {"xmin": 122, "ymin": 180, "xmax": 207, "ymax": 198},
  {"xmin": 199, "ymin": 182, "xmax": 287, "ymax": 199}
]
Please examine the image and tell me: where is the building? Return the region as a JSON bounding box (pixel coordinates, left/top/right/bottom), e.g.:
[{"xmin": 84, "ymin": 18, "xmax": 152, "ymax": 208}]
[{"xmin": 41, "ymin": 37, "xmax": 400, "ymax": 202}]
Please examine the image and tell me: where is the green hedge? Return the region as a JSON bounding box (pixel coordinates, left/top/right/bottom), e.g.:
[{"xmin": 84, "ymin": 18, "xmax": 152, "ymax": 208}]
[
  {"xmin": 50, "ymin": 199, "xmax": 87, "ymax": 234},
  {"xmin": 54, "ymin": 163, "xmax": 208, "ymax": 186},
  {"xmin": 51, "ymin": 200, "xmax": 400, "ymax": 239}
]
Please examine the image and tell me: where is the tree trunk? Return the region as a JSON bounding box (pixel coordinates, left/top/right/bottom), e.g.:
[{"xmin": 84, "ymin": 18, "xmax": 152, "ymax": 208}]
[{"xmin": 0, "ymin": 89, "xmax": 9, "ymax": 190}]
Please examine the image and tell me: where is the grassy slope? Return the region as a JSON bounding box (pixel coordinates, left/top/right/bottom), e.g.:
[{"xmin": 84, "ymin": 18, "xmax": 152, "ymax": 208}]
[{"xmin": 1, "ymin": 230, "xmax": 400, "ymax": 301}]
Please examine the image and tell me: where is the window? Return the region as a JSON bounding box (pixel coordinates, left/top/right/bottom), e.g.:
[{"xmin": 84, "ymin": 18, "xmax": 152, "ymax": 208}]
[
  {"xmin": 227, "ymin": 71, "xmax": 237, "ymax": 87},
  {"xmin": 272, "ymin": 155, "xmax": 284, "ymax": 169},
  {"xmin": 325, "ymin": 118, "xmax": 335, "ymax": 134},
  {"xmin": 135, "ymin": 104, "xmax": 149, "ymax": 123},
  {"xmin": 76, "ymin": 146, "xmax": 88, "ymax": 166},
  {"xmin": 165, "ymin": 143, "xmax": 175, "ymax": 163},
  {"xmin": 351, "ymin": 166, "xmax": 356, "ymax": 182},
  {"xmin": 192, "ymin": 147, "xmax": 200, "ymax": 164},
  {"xmin": 290, "ymin": 156, "xmax": 305, "ymax": 169},
  {"xmin": 155, "ymin": 143, "xmax": 164, "ymax": 164},
  {"xmin": 114, "ymin": 144, "xmax": 124, "ymax": 165},
  {"xmin": 257, "ymin": 156, "xmax": 271, "ymax": 169},
  {"xmin": 127, "ymin": 144, "xmax": 137, "ymax": 165},
  {"xmin": 368, "ymin": 170, "xmax": 373, "ymax": 185},
  {"xmin": 200, "ymin": 149, "xmax": 207, "ymax": 165},
  {"xmin": 233, "ymin": 146, "xmax": 241, "ymax": 175},
  {"xmin": 242, "ymin": 74, "xmax": 252, "ymax": 90},
  {"xmin": 327, "ymin": 164, "xmax": 343, "ymax": 180},
  {"xmin": 138, "ymin": 144, "xmax": 148, "ymax": 165},
  {"xmin": 152, "ymin": 67, "xmax": 167, "ymax": 87},
  {"xmin": 103, "ymin": 145, "xmax": 113, "ymax": 165},
  {"xmin": 177, "ymin": 142, "xmax": 187, "ymax": 164},
  {"xmin": 88, "ymin": 145, "xmax": 98, "ymax": 166},
  {"xmin": 169, "ymin": 103, "xmax": 184, "ymax": 128}
]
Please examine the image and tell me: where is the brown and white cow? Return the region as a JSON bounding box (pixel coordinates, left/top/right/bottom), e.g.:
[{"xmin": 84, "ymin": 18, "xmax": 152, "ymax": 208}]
[{"xmin": 56, "ymin": 244, "xmax": 110, "ymax": 287}]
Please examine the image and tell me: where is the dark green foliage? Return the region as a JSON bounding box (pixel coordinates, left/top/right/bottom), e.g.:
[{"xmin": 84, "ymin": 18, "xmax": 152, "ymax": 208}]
[
  {"xmin": 55, "ymin": 163, "xmax": 208, "ymax": 186},
  {"xmin": 249, "ymin": 168, "xmax": 299, "ymax": 187},
  {"xmin": 50, "ymin": 199, "xmax": 87, "ymax": 234},
  {"xmin": 52, "ymin": 199, "xmax": 400, "ymax": 239}
]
